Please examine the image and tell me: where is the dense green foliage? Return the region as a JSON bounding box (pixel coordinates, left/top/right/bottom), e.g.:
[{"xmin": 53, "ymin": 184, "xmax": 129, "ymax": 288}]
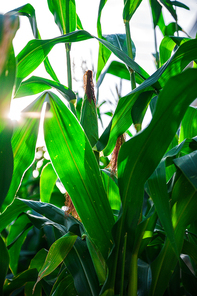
[{"xmin": 0, "ymin": 1, "xmax": 197, "ymax": 295}]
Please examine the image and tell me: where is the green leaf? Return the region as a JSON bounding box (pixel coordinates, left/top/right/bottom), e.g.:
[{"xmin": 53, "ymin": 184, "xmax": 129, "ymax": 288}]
[
  {"xmin": 149, "ymin": 0, "xmax": 162, "ymax": 28},
  {"xmin": 65, "ymin": 237, "xmax": 100, "ymax": 296},
  {"xmin": 0, "ymin": 235, "xmax": 9, "ymax": 296},
  {"xmin": 103, "ymin": 69, "xmax": 197, "ymax": 294},
  {"xmin": 15, "ymin": 76, "xmax": 76, "ymax": 103},
  {"xmin": 36, "ymin": 232, "xmax": 77, "ymax": 284},
  {"xmin": 118, "ymin": 69, "xmax": 197, "ymax": 239},
  {"xmin": 101, "ymin": 170, "xmax": 121, "ymax": 212},
  {"xmin": 0, "ymin": 198, "xmax": 29, "ymax": 232},
  {"xmin": 16, "ymin": 30, "xmax": 149, "ymax": 88},
  {"xmin": 7, "ymin": 215, "xmax": 32, "ymax": 275},
  {"xmin": 179, "ymin": 106, "xmax": 197, "ymax": 144},
  {"xmin": 8, "ymin": 3, "xmax": 59, "ymax": 82},
  {"xmin": 174, "ymin": 150, "xmax": 197, "ymax": 190},
  {"xmin": 2, "ymin": 93, "xmax": 46, "ymax": 211},
  {"xmin": 50, "ymin": 268, "xmax": 76, "ymax": 296},
  {"xmin": 24, "ymin": 212, "xmax": 67, "ymax": 236},
  {"xmin": 3, "ymin": 269, "xmax": 38, "ymax": 295},
  {"xmin": 159, "ymin": 0, "xmax": 177, "ymax": 21},
  {"xmin": 137, "ymin": 259, "xmax": 152, "ymax": 296},
  {"xmin": 97, "ymin": 60, "xmax": 144, "ymax": 89},
  {"xmin": 0, "ymin": 15, "xmax": 18, "ymax": 130},
  {"xmin": 131, "ymin": 90, "xmax": 153, "ymax": 130},
  {"xmin": 164, "ymin": 22, "xmax": 183, "ymax": 36},
  {"xmin": 96, "ymin": 38, "xmax": 197, "ymax": 155},
  {"xmin": 18, "ymin": 198, "xmax": 82, "ymax": 235},
  {"xmin": 150, "ymin": 150, "xmax": 197, "ymax": 295},
  {"xmin": 40, "ymin": 163, "xmax": 57, "ymax": 203},
  {"xmin": 47, "ymin": 0, "xmax": 77, "ymax": 34},
  {"xmin": 123, "ymin": 0, "xmax": 143, "ymax": 21},
  {"xmin": 44, "ymin": 91, "xmax": 114, "ymax": 259},
  {"xmin": 147, "ymin": 161, "xmax": 178, "ymax": 257},
  {"xmin": 171, "ymin": 1, "xmax": 189, "ymax": 10},
  {"xmin": 96, "ymin": 0, "xmax": 110, "ymax": 81},
  {"xmin": 159, "ymin": 36, "xmax": 176, "ymax": 66},
  {"xmin": 0, "ymin": 124, "xmax": 13, "ymax": 209}
]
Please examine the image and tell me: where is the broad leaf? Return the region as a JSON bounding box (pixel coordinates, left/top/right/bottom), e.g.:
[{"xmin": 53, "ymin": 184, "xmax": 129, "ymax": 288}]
[
  {"xmin": 150, "ymin": 151, "xmax": 197, "ymax": 295},
  {"xmin": 123, "ymin": 0, "xmax": 143, "ymax": 21},
  {"xmin": 44, "ymin": 91, "xmax": 114, "ymax": 259},
  {"xmin": 96, "ymin": 38, "xmax": 197, "ymax": 155},
  {"xmin": 2, "ymin": 93, "xmax": 46, "ymax": 211},
  {"xmin": 35, "ymin": 232, "xmax": 77, "ymax": 284},
  {"xmin": 0, "ymin": 198, "xmax": 29, "ymax": 232},
  {"xmin": 102, "ymin": 69, "xmax": 197, "ymax": 294},
  {"xmin": 149, "ymin": 0, "xmax": 162, "ymax": 28},
  {"xmin": 47, "ymin": 0, "xmax": 77, "ymax": 34},
  {"xmin": 19, "ymin": 198, "xmax": 82, "ymax": 235},
  {"xmin": 65, "ymin": 237, "xmax": 100, "ymax": 296},
  {"xmin": 15, "ymin": 76, "xmax": 76, "ymax": 103},
  {"xmin": 159, "ymin": 0, "xmax": 177, "ymax": 21},
  {"xmin": 16, "ymin": 30, "xmax": 149, "ymax": 88},
  {"xmin": 8, "ymin": 3, "xmax": 59, "ymax": 82}
]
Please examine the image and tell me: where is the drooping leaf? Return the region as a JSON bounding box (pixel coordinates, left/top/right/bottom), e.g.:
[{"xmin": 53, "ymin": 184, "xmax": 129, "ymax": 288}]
[
  {"xmin": 96, "ymin": 60, "xmax": 144, "ymax": 89},
  {"xmin": 7, "ymin": 3, "xmax": 59, "ymax": 82},
  {"xmin": 0, "ymin": 198, "xmax": 29, "ymax": 232},
  {"xmin": 118, "ymin": 69, "xmax": 197, "ymax": 240},
  {"xmin": 171, "ymin": 1, "xmax": 189, "ymax": 10},
  {"xmin": 164, "ymin": 22, "xmax": 183, "ymax": 36},
  {"xmin": 16, "ymin": 30, "xmax": 149, "ymax": 88},
  {"xmin": 0, "ymin": 235, "xmax": 9, "ymax": 296},
  {"xmin": 159, "ymin": 0, "xmax": 177, "ymax": 21},
  {"xmin": 96, "ymin": 38, "xmax": 197, "ymax": 155},
  {"xmin": 44, "ymin": 91, "xmax": 114, "ymax": 259},
  {"xmin": 102, "ymin": 69, "xmax": 197, "ymax": 294},
  {"xmin": 14, "ymin": 76, "xmax": 76, "ymax": 103},
  {"xmin": 18, "ymin": 198, "xmax": 82, "ymax": 235}
]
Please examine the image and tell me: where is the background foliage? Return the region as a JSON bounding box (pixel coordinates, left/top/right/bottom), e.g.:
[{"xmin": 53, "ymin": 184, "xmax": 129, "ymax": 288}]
[{"xmin": 0, "ymin": 1, "xmax": 197, "ymax": 295}]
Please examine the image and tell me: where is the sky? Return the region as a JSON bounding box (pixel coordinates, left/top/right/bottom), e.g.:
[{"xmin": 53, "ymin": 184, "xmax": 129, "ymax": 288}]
[{"xmin": 1, "ymin": 0, "xmax": 197, "ymax": 138}]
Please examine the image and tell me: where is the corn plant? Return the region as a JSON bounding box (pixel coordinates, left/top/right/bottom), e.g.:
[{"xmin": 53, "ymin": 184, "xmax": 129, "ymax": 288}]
[{"xmin": 1, "ymin": 0, "xmax": 197, "ymax": 295}]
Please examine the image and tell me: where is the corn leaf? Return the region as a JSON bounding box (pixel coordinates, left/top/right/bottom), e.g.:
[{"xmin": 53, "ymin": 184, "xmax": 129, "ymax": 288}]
[
  {"xmin": 44, "ymin": 91, "xmax": 114, "ymax": 259},
  {"xmin": 0, "ymin": 235, "xmax": 9, "ymax": 296},
  {"xmin": 47, "ymin": 0, "xmax": 76, "ymax": 34}
]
